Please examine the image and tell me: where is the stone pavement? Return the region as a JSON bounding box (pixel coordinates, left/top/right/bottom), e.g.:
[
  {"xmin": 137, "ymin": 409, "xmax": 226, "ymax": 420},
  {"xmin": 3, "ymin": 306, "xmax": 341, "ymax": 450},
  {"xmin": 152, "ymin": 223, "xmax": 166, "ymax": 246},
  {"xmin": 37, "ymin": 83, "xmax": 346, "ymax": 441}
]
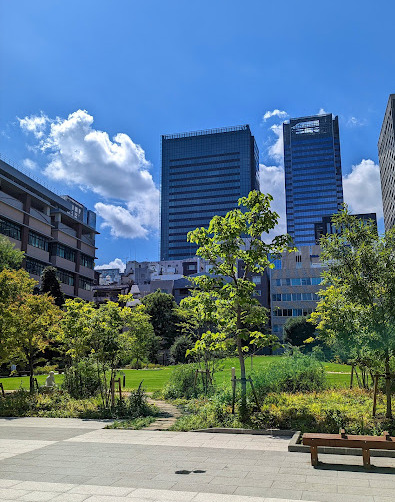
[{"xmin": 0, "ymin": 418, "xmax": 395, "ymax": 501}]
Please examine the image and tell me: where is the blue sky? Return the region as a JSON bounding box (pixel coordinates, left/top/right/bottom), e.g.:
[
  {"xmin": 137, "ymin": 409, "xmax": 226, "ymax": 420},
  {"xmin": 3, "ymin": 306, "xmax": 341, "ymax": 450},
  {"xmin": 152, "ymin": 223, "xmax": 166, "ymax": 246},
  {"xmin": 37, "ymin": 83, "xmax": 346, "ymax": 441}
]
[{"xmin": 0, "ymin": 0, "xmax": 391, "ymax": 269}]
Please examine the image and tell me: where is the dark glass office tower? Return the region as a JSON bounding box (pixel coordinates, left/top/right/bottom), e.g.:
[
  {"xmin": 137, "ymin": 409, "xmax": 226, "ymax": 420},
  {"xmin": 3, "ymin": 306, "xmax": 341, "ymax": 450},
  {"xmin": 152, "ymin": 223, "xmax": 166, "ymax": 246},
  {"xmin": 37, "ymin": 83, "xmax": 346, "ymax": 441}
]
[
  {"xmin": 161, "ymin": 125, "xmax": 259, "ymax": 260},
  {"xmin": 283, "ymin": 114, "xmax": 344, "ymax": 245}
]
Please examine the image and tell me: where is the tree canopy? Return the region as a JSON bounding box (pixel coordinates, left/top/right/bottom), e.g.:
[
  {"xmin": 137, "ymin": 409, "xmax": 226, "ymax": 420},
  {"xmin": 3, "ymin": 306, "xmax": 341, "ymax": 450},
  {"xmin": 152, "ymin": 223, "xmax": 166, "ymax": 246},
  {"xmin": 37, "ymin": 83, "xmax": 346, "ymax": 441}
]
[
  {"xmin": 0, "ymin": 235, "xmax": 24, "ymax": 271},
  {"xmin": 187, "ymin": 190, "xmax": 294, "ymax": 415},
  {"xmin": 40, "ymin": 266, "xmax": 65, "ymax": 307},
  {"xmin": 283, "ymin": 316, "xmax": 316, "ymax": 348},
  {"xmin": 310, "ymin": 207, "xmax": 395, "ymax": 417}
]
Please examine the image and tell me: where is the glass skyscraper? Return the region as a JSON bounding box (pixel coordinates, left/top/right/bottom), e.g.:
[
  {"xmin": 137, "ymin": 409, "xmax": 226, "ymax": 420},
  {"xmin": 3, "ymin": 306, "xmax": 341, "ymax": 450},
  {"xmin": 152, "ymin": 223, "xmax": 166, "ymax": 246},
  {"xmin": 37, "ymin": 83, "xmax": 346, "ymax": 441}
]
[
  {"xmin": 161, "ymin": 125, "xmax": 259, "ymax": 260},
  {"xmin": 283, "ymin": 114, "xmax": 344, "ymax": 246}
]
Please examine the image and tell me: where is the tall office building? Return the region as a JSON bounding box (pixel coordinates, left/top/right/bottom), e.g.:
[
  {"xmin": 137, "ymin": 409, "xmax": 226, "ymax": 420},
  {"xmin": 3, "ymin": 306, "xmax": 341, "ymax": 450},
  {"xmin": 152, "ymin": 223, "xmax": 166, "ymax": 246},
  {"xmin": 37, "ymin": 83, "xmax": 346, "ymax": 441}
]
[
  {"xmin": 161, "ymin": 125, "xmax": 259, "ymax": 260},
  {"xmin": 283, "ymin": 114, "xmax": 344, "ymax": 245},
  {"xmin": 378, "ymin": 94, "xmax": 395, "ymax": 230}
]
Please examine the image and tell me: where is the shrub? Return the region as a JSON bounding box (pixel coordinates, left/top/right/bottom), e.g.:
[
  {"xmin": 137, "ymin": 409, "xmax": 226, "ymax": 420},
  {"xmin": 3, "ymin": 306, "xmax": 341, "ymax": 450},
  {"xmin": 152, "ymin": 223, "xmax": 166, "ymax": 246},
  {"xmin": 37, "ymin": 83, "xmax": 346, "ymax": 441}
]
[
  {"xmin": 163, "ymin": 364, "xmax": 204, "ymax": 399},
  {"xmin": 170, "ymin": 335, "xmax": 193, "ymax": 364},
  {"xmin": 250, "ymin": 353, "xmax": 325, "ymax": 401},
  {"xmin": 34, "ymin": 365, "xmax": 58, "ymax": 375},
  {"xmin": 126, "ymin": 383, "xmax": 154, "ymax": 417},
  {"xmin": 251, "ymin": 389, "xmax": 395, "ymax": 435},
  {"xmin": 62, "ymin": 360, "xmax": 102, "ymax": 399}
]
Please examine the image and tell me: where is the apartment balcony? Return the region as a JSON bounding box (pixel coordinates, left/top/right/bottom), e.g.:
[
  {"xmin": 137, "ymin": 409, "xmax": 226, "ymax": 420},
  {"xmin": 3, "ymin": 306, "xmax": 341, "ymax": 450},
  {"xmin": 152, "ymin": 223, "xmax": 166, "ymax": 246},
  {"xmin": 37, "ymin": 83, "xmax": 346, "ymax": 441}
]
[
  {"xmin": 61, "ymin": 283, "xmax": 75, "ymax": 297},
  {"xmin": 52, "ymin": 229, "xmax": 78, "ymax": 248},
  {"xmin": 26, "ymin": 245, "xmax": 49, "ymax": 262},
  {"xmin": 0, "ymin": 200, "xmax": 24, "ymax": 223},
  {"xmin": 79, "ymin": 265, "xmax": 95, "ymax": 280},
  {"xmin": 50, "ymin": 255, "xmax": 76, "ymax": 273},
  {"xmin": 78, "ymin": 288, "xmax": 93, "ymax": 301}
]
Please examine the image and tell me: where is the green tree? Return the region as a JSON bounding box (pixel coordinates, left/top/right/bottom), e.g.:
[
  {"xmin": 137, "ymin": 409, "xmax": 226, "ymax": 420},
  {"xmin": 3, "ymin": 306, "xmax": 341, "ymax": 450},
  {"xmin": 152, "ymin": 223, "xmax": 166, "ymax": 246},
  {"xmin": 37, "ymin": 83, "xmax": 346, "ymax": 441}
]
[
  {"xmin": 6, "ymin": 293, "xmax": 62, "ymax": 392},
  {"xmin": 142, "ymin": 290, "xmax": 181, "ymax": 350},
  {"xmin": 283, "ymin": 316, "xmax": 316, "ymax": 349},
  {"xmin": 187, "ymin": 190, "xmax": 293, "ymax": 416},
  {"xmin": 40, "ymin": 266, "xmax": 65, "ymax": 307},
  {"xmin": 310, "ymin": 208, "xmax": 395, "ymax": 418},
  {"xmin": 61, "ymin": 296, "xmax": 155, "ymax": 406},
  {"xmin": 0, "ymin": 268, "xmax": 37, "ymax": 363},
  {"xmin": 0, "ymin": 235, "xmax": 24, "ymax": 271}
]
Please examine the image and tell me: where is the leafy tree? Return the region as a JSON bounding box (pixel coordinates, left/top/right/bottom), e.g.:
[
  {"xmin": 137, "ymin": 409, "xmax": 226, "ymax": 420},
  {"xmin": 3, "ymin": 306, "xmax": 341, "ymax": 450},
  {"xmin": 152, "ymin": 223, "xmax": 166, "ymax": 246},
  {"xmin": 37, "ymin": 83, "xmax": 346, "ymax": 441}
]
[
  {"xmin": 283, "ymin": 316, "xmax": 316, "ymax": 349},
  {"xmin": 40, "ymin": 266, "xmax": 65, "ymax": 307},
  {"xmin": 61, "ymin": 296, "xmax": 155, "ymax": 406},
  {"xmin": 0, "ymin": 268, "xmax": 37, "ymax": 363},
  {"xmin": 6, "ymin": 293, "xmax": 62, "ymax": 392},
  {"xmin": 170, "ymin": 335, "xmax": 193, "ymax": 364},
  {"xmin": 187, "ymin": 190, "xmax": 294, "ymax": 417},
  {"xmin": 0, "ymin": 235, "xmax": 24, "ymax": 271},
  {"xmin": 142, "ymin": 290, "xmax": 181, "ymax": 350},
  {"xmin": 310, "ymin": 208, "xmax": 395, "ymax": 418}
]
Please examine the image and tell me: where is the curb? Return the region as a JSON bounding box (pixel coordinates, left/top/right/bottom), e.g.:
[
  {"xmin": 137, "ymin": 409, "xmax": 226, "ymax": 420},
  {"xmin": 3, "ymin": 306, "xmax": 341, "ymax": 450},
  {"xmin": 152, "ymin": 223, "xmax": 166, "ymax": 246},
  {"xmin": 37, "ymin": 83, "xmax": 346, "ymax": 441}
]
[
  {"xmin": 288, "ymin": 431, "xmax": 395, "ymax": 458},
  {"xmin": 192, "ymin": 427, "xmax": 294, "ymax": 436}
]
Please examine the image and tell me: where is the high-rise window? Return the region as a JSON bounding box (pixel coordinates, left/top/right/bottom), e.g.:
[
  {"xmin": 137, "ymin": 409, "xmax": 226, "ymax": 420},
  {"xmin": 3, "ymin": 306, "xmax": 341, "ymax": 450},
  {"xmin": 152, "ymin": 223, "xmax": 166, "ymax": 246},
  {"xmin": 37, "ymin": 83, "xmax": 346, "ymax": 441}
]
[
  {"xmin": 28, "ymin": 231, "xmax": 49, "ymax": 251},
  {"xmin": 161, "ymin": 125, "xmax": 259, "ymax": 260},
  {"xmin": 0, "ymin": 218, "xmax": 21, "ymax": 240},
  {"xmin": 378, "ymin": 95, "xmax": 395, "ymax": 230},
  {"xmin": 283, "ymin": 114, "xmax": 344, "ymax": 245}
]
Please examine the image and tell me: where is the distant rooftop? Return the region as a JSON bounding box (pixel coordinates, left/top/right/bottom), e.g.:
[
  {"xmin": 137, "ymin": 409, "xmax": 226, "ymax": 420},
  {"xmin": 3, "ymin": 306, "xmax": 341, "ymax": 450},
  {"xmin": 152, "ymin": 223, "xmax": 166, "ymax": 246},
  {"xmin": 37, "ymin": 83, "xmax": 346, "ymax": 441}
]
[{"xmin": 162, "ymin": 124, "xmax": 250, "ymax": 140}]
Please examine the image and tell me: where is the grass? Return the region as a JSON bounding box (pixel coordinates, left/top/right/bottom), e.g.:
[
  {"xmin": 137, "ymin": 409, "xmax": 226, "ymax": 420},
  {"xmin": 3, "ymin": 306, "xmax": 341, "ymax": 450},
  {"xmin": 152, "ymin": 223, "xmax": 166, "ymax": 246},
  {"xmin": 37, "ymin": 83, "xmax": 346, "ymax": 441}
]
[
  {"xmin": 105, "ymin": 416, "xmax": 157, "ymax": 429},
  {"xmin": 0, "ymin": 356, "xmax": 352, "ymax": 392}
]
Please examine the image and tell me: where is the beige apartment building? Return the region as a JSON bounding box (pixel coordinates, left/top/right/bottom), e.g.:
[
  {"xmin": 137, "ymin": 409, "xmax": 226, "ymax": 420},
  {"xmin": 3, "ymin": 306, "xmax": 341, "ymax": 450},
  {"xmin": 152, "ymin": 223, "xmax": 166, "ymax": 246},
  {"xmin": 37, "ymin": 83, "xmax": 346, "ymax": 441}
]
[{"xmin": 0, "ymin": 157, "xmax": 98, "ymax": 301}]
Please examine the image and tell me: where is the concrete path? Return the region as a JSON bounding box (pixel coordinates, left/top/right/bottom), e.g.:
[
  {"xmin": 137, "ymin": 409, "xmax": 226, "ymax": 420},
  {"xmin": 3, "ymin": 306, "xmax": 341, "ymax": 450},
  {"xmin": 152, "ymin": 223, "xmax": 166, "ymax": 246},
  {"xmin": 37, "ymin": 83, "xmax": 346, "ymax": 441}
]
[
  {"xmin": 145, "ymin": 399, "xmax": 181, "ymax": 430},
  {"xmin": 1, "ymin": 418, "xmax": 395, "ymax": 501}
]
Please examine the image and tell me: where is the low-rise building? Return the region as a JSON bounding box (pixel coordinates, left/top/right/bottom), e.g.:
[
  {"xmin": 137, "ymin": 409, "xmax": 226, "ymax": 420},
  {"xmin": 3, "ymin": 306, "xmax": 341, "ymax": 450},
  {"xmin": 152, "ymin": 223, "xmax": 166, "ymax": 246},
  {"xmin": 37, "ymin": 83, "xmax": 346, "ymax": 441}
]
[
  {"xmin": 270, "ymin": 245, "xmax": 324, "ymax": 340},
  {"xmin": 0, "ymin": 157, "xmax": 98, "ymax": 300}
]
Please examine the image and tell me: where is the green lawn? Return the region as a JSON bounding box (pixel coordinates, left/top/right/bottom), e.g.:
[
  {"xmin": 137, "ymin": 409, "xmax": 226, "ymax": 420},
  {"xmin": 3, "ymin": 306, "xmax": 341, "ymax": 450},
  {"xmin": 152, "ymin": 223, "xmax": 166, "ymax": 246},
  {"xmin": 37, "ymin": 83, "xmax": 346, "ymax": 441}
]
[{"xmin": 0, "ymin": 356, "xmax": 352, "ymax": 392}]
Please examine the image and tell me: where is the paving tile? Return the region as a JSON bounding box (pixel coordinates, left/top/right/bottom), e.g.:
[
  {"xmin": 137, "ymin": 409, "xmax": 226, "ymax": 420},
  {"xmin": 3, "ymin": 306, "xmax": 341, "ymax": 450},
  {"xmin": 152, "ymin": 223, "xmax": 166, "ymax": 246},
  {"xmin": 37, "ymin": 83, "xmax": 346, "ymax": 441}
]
[
  {"xmin": 301, "ymin": 491, "xmax": 375, "ymax": 502},
  {"xmin": 15, "ymin": 481, "xmax": 75, "ymax": 492},
  {"xmin": 127, "ymin": 488, "xmax": 196, "ymax": 501},
  {"xmin": 17, "ymin": 491, "xmax": 59, "ymax": 501},
  {"xmin": 51, "ymin": 495, "xmax": 91, "ymax": 502},
  {"xmin": 234, "ymin": 486, "xmax": 302, "ymax": 499},
  {"xmin": 172, "ymin": 482, "xmax": 237, "ymax": 495},
  {"xmin": 68, "ymin": 484, "xmax": 134, "ymax": 496}
]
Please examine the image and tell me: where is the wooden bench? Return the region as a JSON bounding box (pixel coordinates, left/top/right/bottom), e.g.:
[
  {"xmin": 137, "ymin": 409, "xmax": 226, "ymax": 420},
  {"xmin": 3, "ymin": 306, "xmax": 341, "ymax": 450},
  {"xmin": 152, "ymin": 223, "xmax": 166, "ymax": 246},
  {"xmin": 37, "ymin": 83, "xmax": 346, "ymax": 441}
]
[{"xmin": 302, "ymin": 430, "xmax": 395, "ymax": 468}]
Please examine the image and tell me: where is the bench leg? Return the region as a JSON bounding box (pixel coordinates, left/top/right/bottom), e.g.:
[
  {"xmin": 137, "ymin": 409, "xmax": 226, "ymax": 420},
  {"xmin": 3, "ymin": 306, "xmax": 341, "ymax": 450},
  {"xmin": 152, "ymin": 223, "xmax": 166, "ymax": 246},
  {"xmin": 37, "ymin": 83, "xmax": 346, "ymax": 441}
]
[
  {"xmin": 310, "ymin": 446, "xmax": 319, "ymax": 467},
  {"xmin": 362, "ymin": 448, "xmax": 371, "ymax": 468}
]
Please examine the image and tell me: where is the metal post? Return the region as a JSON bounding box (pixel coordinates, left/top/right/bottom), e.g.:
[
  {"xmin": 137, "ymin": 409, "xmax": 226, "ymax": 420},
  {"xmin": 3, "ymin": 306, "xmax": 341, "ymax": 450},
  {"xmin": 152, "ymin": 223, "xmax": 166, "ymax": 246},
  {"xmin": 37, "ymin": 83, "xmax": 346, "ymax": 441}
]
[
  {"xmin": 373, "ymin": 374, "xmax": 379, "ymax": 417},
  {"xmin": 0, "ymin": 382, "xmax": 5, "ymax": 398},
  {"xmin": 350, "ymin": 365, "xmax": 354, "ymax": 389},
  {"xmin": 111, "ymin": 378, "xmax": 115, "ymax": 408},
  {"xmin": 231, "ymin": 367, "xmax": 236, "ymax": 415}
]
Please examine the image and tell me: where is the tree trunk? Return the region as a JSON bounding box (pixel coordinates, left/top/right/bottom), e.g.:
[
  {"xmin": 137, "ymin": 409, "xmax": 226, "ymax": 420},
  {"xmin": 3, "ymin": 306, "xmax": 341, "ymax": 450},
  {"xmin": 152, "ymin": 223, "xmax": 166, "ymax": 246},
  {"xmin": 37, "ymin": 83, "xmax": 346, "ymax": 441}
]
[
  {"xmin": 385, "ymin": 355, "xmax": 392, "ymax": 419},
  {"xmin": 29, "ymin": 357, "xmax": 34, "ymax": 394},
  {"xmin": 237, "ymin": 335, "xmax": 247, "ymax": 421}
]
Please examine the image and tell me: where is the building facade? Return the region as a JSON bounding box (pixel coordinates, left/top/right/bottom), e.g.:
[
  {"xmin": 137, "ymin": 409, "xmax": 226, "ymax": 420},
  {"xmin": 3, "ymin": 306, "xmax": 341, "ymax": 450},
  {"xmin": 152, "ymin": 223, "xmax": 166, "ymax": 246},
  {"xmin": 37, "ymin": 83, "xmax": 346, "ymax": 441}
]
[
  {"xmin": 161, "ymin": 125, "xmax": 259, "ymax": 260},
  {"xmin": 270, "ymin": 245, "xmax": 324, "ymax": 339},
  {"xmin": 378, "ymin": 94, "xmax": 395, "ymax": 230},
  {"xmin": 283, "ymin": 114, "xmax": 344, "ymax": 246},
  {"xmin": 314, "ymin": 213, "xmax": 377, "ymax": 243},
  {"xmin": 0, "ymin": 158, "xmax": 97, "ymax": 300}
]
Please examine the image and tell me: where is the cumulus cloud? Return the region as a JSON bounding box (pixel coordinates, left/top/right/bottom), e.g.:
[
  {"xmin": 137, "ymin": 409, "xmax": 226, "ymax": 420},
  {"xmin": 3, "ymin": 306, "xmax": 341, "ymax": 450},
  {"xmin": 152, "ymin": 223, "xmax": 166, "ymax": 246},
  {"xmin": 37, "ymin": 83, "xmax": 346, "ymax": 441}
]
[
  {"xmin": 343, "ymin": 159, "xmax": 383, "ymax": 218},
  {"xmin": 259, "ymin": 164, "xmax": 287, "ymax": 242},
  {"xmin": 262, "ymin": 109, "xmax": 288, "ymax": 122},
  {"xmin": 18, "ymin": 113, "xmax": 49, "ymax": 139},
  {"xmin": 268, "ymin": 123, "xmax": 284, "ymax": 165},
  {"xmin": 18, "ymin": 109, "xmax": 159, "ymax": 239},
  {"xmin": 346, "ymin": 116, "xmax": 368, "ymax": 127},
  {"xmin": 22, "ymin": 159, "xmax": 37, "ymax": 170},
  {"xmin": 318, "ymin": 108, "xmax": 328, "ymax": 115},
  {"xmin": 95, "ymin": 258, "xmax": 126, "ymax": 273}
]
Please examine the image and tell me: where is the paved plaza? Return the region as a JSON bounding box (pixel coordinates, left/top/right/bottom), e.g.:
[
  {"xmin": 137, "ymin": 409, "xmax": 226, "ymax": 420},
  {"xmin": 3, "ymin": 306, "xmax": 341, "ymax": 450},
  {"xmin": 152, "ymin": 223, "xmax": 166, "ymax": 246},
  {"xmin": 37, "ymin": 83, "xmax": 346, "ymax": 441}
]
[{"xmin": 0, "ymin": 418, "xmax": 395, "ymax": 501}]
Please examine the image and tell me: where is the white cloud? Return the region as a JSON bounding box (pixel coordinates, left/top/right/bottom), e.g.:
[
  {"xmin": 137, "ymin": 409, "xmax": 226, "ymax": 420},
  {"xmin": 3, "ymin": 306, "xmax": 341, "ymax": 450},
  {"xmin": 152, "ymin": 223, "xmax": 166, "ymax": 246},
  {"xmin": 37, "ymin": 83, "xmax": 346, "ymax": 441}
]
[
  {"xmin": 346, "ymin": 116, "xmax": 368, "ymax": 127},
  {"xmin": 259, "ymin": 164, "xmax": 286, "ymax": 242},
  {"xmin": 18, "ymin": 113, "xmax": 49, "ymax": 139},
  {"xmin": 268, "ymin": 123, "xmax": 284, "ymax": 165},
  {"xmin": 343, "ymin": 159, "xmax": 383, "ymax": 218},
  {"xmin": 19, "ymin": 109, "xmax": 159, "ymax": 239},
  {"xmin": 22, "ymin": 158, "xmax": 37, "ymax": 170},
  {"xmin": 95, "ymin": 258, "xmax": 126, "ymax": 273},
  {"xmin": 262, "ymin": 109, "xmax": 288, "ymax": 122},
  {"xmin": 318, "ymin": 108, "xmax": 328, "ymax": 115},
  {"xmin": 94, "ymin": 202, "xmax": 151, "ymax": 239}
]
